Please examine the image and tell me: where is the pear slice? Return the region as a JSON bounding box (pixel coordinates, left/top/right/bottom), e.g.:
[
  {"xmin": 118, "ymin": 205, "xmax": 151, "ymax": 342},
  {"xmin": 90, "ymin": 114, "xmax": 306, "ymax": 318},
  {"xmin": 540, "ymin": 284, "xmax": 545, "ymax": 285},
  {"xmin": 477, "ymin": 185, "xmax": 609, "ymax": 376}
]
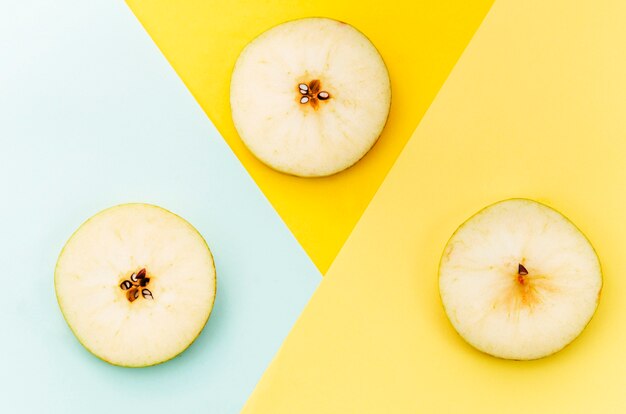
[
  {"xmin": 439, "ymin": 199, "xmax": 602, "ymax": 360},
  {"xmin": 55, "ymin": 204, "xmax": 216, "ymax": 367},
  {"xmin": 230, "ymin": 17, "xmax": 391, "ymax": 177}
]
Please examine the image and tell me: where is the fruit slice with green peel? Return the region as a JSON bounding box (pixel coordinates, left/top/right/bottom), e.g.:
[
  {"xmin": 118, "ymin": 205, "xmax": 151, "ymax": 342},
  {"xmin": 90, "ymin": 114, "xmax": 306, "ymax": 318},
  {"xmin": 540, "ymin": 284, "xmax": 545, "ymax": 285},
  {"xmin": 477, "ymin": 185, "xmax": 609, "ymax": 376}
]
[
  {"xmin": 55, "ymin": 204, "xmax": 216, "ymax": 367},
  {"xmin": 230, "ymin": 17, "xmax": 391, "ymax": 177},
  {"xmin": 439, "ymin": 199, "xmax": 602, "ymax": 360}
]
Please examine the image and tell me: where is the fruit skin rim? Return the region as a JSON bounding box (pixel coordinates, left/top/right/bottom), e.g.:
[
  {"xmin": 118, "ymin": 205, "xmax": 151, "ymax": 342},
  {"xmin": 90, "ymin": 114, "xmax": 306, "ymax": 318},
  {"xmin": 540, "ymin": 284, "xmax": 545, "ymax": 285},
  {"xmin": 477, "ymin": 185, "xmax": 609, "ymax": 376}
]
[
  {"xmin": 436, "ymin": 197, "xmax": 604, "ymax": 361},
  {"xmin": 228, "ymin": 16, "xmax": 393, "ymax": 178},
  {"xmin": 54, "ymin": 202, "xmax": 218, "ymax": 368}
]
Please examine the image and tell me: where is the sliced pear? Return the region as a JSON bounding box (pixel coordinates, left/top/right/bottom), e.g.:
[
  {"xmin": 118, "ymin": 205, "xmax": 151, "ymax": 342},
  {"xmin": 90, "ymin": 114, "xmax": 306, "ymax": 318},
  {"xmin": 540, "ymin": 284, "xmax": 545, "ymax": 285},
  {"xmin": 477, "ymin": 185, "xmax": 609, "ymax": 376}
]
[
  {"xmin": 439, "ymin": 199, "xmax": 602, "ymax": 360},
  {"xmin": 55, "ymin": 204, "xmax": 216, "ymax": 367},
  {"xmin": 230, "ymin": 17, "xmax": 391, "ymax": 177}
]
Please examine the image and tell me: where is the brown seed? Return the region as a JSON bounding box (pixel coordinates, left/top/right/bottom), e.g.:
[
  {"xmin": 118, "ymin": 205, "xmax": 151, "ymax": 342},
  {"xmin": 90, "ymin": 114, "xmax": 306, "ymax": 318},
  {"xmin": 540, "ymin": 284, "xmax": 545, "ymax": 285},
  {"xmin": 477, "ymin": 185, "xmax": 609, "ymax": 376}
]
[
  {"xmin": 140, "ymin": 277, "xmax": 150, "ymax": 287},
  {"xmin": 518, "ymin": 264, "xmax": 529, "ymax": 276},
  {"xmin": 130, "ymin": 272, "xmax": 138, "ymax": 282},
  {"xmin": 142, "ymin": 289, "xmax": 153, "ymax": 300},
  {"xmin": 136, "ymin": 268, "xmax": 146, "ymax": 279},
  {"xmin": 127, "ymin": 287, "xmax": 139, "ymax": 302},
  {"xmin": 300, "ymin": 96, "xmax": 310, "ymax": 104},
  {"xmin": 318, "ymin": 91, "xmax": 330, "ymax": 100},
  {"xmin": 120, "ymin": 280, "xmax": 133, "ymax": 290}
]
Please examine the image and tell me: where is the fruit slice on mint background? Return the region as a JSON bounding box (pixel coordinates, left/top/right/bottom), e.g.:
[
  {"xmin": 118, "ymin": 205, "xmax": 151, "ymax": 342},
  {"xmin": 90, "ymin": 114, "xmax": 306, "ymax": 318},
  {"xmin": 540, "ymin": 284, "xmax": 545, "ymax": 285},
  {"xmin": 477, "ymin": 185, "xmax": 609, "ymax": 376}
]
[
  {"xmin": 55, "ymin": 204, "xmax": 216, "ymax": 367},
  {"xmin": 230, "ymin": 17, "xmax": 391, "ymax": 177},
  {"xmin": 242, "ymin": 0, "xmax": 626, "ymax": 412},
  {"xmin": 439, "ymin": 199, "xmax": 602, "ymax": 360},
  {"xmin": 1, "ymin": 1, "xmax": 321, "ymax": 412},
  {"xmin": 126, "ymin": 0, "xmax": 495, "ymax": 273}
]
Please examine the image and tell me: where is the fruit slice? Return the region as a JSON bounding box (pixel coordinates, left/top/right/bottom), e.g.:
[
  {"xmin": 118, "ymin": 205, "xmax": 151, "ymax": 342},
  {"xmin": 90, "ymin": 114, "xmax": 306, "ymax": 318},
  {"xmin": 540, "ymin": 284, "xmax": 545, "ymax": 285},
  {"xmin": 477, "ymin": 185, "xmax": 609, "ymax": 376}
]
[
  {"xmin": 230, "ymin": 17, "xmax": 391, "ymax": 177},
  {"xmin": 439, "ymin": 199, "xmax": 602, "ymax": 360},
  {"xmin": 55, "ymin": 204, "xmax": 216, "ymax": 367}
]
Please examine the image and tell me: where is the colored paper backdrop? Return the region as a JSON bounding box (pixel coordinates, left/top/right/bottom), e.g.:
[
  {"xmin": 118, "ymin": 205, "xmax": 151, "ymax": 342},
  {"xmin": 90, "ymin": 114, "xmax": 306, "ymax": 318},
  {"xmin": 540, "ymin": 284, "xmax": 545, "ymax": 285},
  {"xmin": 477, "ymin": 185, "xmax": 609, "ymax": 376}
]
[
  {"xmin": 0, "ymin": 1, "xmax": 319, "ymax": 412},
  {"xmin": 126, "ymin": 0, "xmax": 494, "ymax": 273},
  {"xmin": 243, "ymin": 0, "xmax": 626, "ymax": 412}
]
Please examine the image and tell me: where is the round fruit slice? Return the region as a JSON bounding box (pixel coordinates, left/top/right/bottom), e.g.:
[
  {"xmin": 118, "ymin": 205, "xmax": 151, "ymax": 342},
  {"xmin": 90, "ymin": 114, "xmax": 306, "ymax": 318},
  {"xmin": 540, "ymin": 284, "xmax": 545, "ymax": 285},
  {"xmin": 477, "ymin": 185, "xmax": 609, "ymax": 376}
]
[
  {"xmin": 439, "ymin": 199, "xmax": 601, "ymax": 360},
  {"xmin": 230, "ymin": 17, "xmax": 391, "ymax": 177},
  {"xmin": 55, "ymin": 204, "xmax": 216, "ymax": 367}
]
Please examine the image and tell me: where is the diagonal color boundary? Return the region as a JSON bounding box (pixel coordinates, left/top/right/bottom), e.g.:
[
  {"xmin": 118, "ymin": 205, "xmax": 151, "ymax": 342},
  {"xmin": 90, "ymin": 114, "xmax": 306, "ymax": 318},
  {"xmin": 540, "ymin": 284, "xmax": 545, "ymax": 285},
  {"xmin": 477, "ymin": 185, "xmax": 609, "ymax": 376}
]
[{"xmin": 126, "ymin": 0, "xmax": 495, "ymax": 274}]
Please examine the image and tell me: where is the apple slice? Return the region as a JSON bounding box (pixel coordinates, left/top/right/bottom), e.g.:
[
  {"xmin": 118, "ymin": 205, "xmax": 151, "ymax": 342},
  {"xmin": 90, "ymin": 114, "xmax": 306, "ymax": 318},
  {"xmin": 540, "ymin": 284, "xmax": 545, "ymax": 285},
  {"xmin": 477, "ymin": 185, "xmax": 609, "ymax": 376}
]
[
  {"xmin": 439, "ymin": 199, "xmax": 602, "ymax": 360},
  {"xmin": 55, "ymin": 204, "xmax": 216, "ymax": 367},
  {"xmin": 230, "ymin": 17, "xmax": 391, "ymax": 177}
]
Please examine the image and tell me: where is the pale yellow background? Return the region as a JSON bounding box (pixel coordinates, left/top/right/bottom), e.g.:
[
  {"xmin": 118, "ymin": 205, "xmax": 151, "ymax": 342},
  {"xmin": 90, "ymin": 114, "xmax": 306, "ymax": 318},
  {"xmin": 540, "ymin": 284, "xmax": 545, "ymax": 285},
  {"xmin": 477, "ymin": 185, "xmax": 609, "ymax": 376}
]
[
  {"xmin": 244, "ymin": 0, "xmax": 626, "ymax": 412},
  {"xmin": 126, "ymin": 0, "xmax": 493, "ymax": 273}
]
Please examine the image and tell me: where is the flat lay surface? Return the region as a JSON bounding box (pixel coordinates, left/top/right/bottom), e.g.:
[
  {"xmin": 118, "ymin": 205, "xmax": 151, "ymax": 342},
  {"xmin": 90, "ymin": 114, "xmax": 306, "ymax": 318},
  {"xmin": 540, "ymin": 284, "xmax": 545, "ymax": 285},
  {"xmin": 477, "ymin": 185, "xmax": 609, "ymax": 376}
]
[
  {"xmin": 0, "ymin": 1, "xmax": 319, "ymax": 412},
  {"xmin": 243, "ymin": 0, "xmax": 626, "ymax": 412},
  {"xmin": 127, "ymin": 0, "xmax": 494, "ymax": 272},
  {"xmin": 3, "ymin": 0, "xmax": 625, "ymax": 412}
]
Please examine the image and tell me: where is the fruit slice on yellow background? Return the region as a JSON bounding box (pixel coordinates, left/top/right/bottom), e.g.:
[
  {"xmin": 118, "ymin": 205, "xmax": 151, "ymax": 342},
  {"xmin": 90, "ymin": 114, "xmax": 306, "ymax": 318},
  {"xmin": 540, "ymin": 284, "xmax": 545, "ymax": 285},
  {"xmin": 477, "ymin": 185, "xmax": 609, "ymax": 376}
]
[
  {"xmin": 125, "ymin": 0, "xmax": 494, "ymax": 273},
  {"xmin": 231, "ymin": 17, "xmax": 391, "ymax": 177},
  {"xmin": 242, "ymin": 0, "xmax": 626, "ymax": 412},
  {"xmin": 439, "ymin": 199, "xmax": 602, "ymax": 360},
  {"xmin": 55, "ymin": 204, "xmax": 216, "ymax": 367}
]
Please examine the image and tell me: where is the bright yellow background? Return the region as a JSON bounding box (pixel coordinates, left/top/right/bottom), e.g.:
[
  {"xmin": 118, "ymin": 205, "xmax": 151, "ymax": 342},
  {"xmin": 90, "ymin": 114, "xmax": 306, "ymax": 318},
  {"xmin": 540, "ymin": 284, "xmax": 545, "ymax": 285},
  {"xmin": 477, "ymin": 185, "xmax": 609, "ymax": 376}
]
[
  {"xmin": 244, "ymin": 0, "xmax": 626, "ymax": 412},
  {"xmin": 125, "ymin": 0, "xmax": 493, "ymax": 273}
]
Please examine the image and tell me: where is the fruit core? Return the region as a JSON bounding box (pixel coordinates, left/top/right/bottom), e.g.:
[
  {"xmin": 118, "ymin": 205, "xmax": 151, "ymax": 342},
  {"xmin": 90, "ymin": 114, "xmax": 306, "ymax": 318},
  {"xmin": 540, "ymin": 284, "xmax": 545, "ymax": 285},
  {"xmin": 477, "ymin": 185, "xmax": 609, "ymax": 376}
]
[
  {"xmin": 298, "ymin": 80, "xmax": 331, "ymax": 109},
  {"xmin": 517, "ymin": 263, "xmax": 529, "ymax": 285},
  {"xmin": 513, "ymin": 263, "xmax": 544, "ymax": 308},
  {"xmin": 119, "ymin": 268, "xmax": 154, "ymax": 303}
]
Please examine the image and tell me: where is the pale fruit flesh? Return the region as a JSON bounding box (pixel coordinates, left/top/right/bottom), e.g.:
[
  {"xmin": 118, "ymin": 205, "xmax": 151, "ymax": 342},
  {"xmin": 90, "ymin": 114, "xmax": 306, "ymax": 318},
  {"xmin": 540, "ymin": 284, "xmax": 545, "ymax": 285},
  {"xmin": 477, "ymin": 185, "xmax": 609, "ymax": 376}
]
[
  {"xmin": 55, "ymin": 204, "xmax": 216, "ymax": 367},
  {"xmin": 230, "ymin": 17, "xmax": 391, "ymax": 177},
  {"xmin": 439, "ymin": 199, "xmax": 601, "ymax": 360}
]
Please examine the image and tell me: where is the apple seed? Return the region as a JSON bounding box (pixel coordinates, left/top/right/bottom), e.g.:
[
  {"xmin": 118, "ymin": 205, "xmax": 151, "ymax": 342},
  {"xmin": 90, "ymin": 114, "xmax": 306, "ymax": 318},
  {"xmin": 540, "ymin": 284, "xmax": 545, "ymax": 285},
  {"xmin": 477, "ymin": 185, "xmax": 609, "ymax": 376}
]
[
  {"xmin": 127, "ymin": 287, "xmax": 139, "ymax": 302},
  {"xmin": 136, "ymin": 268, "xmax": 146, "ymax": 279},
  {"xmin": 120, "ymin": 280, "xmax": 133, "ymax": 290}
]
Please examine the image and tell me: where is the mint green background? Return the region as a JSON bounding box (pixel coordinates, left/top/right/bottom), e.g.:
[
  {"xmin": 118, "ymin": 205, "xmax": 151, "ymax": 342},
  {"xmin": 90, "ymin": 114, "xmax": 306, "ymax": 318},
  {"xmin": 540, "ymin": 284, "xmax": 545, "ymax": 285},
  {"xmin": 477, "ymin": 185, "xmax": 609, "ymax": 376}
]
[{"xmin": 0, "ymin": 1, "xmax": 320, "ymax": 412}]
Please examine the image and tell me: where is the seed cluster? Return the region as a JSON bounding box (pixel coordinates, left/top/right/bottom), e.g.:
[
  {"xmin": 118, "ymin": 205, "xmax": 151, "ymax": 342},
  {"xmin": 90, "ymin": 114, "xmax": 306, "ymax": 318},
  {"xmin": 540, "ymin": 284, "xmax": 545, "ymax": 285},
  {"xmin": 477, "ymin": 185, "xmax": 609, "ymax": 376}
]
[
  {"xmin": 298, "ymin": 79, "xmax": 330, "ymax": 109},
  {"xmin": 119, "ymin": 268, "xmax": 153, "ymax": 302}
]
